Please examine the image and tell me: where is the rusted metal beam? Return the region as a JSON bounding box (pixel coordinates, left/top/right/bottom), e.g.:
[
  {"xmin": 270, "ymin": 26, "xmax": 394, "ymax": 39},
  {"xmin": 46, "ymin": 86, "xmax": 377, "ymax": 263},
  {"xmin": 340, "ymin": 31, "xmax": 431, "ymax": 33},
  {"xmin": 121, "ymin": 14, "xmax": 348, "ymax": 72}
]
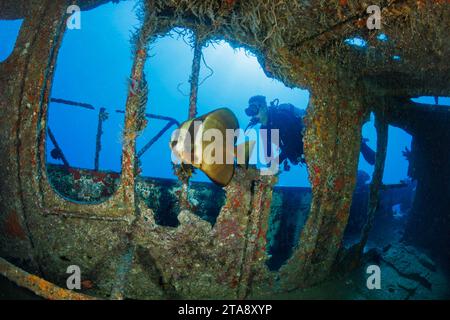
[
  {"xmin": 188, "ymin": 32, "xmax": 204, "ymax": 119},
  {"xmin": 0, "ymin": 0, "xmax": 69, "ymax": 273},
  {"xmin": 94, "ymin": 107, "xmax": 108, "ymax": 171},
  {"xmin": 280, "ymin": 75, "xmax": 366, "ymax": 290},
  {"xmin": 0, "ymin": 257, "xmax": 97, "ymax": 300},
  {"xmin": 0, "ymin": 0, "xmax": 125, "ymax": 20},
  {"xmin": 236, "ymin": 178, "xmax": 275, "ymax": 299},
  {"xmin": 178, "ymin": 31, "xmax": 205, "ymax": 211},
  {"xmin": 212, "ymin": 167, "xmax": 276, "ymax": 299},
  {"xmin": 137, "ymin": 120, "xmax": 177, "ymax": 159},
  {"xmin": 116, "ymin": 109, "xmax": 180, "ymax": 126},
  {"xmin": 122, "ymin": 2, "xmax": 154, "ymax": 204},
  {"xmin": 358, "ymin": 111, "xmax": 388, "ymax": 252},
  {"xmin": 383, "ymin": 97, "xmax": 450, "ymax": 135},
  {"xmin": 47, "ymin": 127, "xmax": 70, "ymax": 169},
  {"xmin": 50, "ymin": 98, "xmax": 95, "ymax": 110}
]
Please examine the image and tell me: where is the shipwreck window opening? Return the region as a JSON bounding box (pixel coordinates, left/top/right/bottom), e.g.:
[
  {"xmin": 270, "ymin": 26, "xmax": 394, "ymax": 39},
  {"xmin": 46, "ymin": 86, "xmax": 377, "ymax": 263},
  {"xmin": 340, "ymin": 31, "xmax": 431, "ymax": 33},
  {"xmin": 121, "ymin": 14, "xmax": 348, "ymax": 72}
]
[
  {"xmin": 364, "ymin": 125, "xmax": 415, "ymax": 248},
  {"xmin": 383, "ymin": 126, "xmax": 412, "ymax": 185},
  {"xmin": 196, "ymin": 38, "xmax": 310, "ymax": 269},
  {"xmin": 136, "ymin": 27, "xmax": 195, "ymax": 227},
  {"xmin": 0, "ymin": 19, "xmax": 23, "ymax": 63},
  {"xmin": 344, "ymin": 123, "xmax": 416, "ymax": 251},
  {"xmin": 136, "ymin": 27, "xmax": 310, "ymax": 227},
  {"xmin": 44, "ymin": 1, "xmax": 139, "ymax": 203},
  {"xmin": 197, "ymin": 40, "xmax": 310, "ymax": 187},
  {"xmin": 358, "ymin": 113, "xmax": 377, "ymax": 184},
  {"xmin": 197, "ymin": 39, "xmax": 310, "ymax": 239},
  {"xmin": 137, "ymin": 27, "xmax": 193, "ymax": 180}
]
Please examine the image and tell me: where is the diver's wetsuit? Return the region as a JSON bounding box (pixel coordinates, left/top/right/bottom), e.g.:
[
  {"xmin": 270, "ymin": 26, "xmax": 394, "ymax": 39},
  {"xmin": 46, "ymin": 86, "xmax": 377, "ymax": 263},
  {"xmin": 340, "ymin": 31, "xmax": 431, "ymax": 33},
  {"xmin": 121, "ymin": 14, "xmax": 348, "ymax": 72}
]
[
  {"xmin": 262, "ymin": 104, "xmax": 305, "ymax": 166},
  {"xmin": 260, "ymin": 104, "xmax": 375, "ymax": 168}
]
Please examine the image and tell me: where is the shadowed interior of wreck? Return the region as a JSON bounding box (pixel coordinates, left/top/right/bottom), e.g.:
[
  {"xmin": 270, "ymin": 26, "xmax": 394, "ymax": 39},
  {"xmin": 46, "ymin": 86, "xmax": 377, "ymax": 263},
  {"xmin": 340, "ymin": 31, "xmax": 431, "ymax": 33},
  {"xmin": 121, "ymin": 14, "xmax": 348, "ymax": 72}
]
[{"xmin": 0, "ymin": 0, "xmax": 449, "ymax": 300}]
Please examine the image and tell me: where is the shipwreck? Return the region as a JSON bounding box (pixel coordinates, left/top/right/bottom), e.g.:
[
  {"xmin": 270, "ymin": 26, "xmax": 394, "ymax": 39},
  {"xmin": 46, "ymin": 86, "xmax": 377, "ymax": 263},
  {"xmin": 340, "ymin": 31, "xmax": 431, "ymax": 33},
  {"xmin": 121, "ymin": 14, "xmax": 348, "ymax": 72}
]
[{"xmin": 0, "ymin": 0, "xmax": 449, "ymax": 299}]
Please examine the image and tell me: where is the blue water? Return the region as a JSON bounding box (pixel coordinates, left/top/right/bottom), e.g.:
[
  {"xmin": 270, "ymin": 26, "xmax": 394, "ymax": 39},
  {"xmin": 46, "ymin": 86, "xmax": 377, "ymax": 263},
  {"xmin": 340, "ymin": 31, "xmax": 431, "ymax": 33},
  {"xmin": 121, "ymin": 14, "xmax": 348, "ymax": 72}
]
[
  {"xmin": 0, "ymin": 19, "xmax": 23, "ymax": 63},
  {"xmin": 3, "ymin": 1, "xmax": 442, "ymax": 187}
]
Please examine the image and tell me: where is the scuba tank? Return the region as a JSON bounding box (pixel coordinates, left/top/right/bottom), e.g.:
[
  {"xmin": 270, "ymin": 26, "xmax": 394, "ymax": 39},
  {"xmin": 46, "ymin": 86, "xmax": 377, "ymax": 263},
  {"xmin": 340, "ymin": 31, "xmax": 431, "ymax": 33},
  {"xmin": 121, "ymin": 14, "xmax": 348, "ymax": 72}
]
[
  {"xmin": 271, "ymin": 98, "xmax": 305, "ymax": 120},
  {"xmin": 245, "ymin": 98, "xmax": 306, "ymax": 132}
]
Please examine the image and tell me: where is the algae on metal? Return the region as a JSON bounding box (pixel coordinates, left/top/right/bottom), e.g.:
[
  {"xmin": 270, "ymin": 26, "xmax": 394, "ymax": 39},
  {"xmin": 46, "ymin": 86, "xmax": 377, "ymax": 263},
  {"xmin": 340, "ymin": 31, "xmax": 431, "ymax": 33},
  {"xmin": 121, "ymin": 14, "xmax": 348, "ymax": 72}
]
[{"xmin": 0, "ymin": 0, "xmax": 449, "ymax": 299}]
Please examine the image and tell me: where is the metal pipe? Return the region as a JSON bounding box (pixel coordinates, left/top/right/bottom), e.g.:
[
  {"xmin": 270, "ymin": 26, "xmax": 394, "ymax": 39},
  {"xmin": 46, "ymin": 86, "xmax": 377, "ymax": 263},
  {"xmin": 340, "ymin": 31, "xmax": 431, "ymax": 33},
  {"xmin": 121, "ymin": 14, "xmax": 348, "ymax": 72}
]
[
  {"xmin": 0, "ymin": 257, "xmax": 97, "ymax": 300},
  {"xmin": 50, "ymin": 98, "xmax": 95, "ymax": 110},
  {"xmin": 47, "ymin": 127, "xmax": 70, "ymax": 169},
  {"xmin": 115, "ymin": 109, "xmax": 180, "ymax": 126},
  {"xmin": 188, "ymin": 33, "xmax": 203, "ymax": 119},
  {"xmin": 137, "ymin": 121, "xmax": 178, "ymax": 159},
  {"xmin": 178, "ymin": 32, "xmax": 205, "ymax": 211},
  {"xmin": 94, "ymin": 107, "xmax": 108, "ymax": 171},
  {"xmin": 358, "ymin": 112, "xmax": 388, "ymax": 252}
]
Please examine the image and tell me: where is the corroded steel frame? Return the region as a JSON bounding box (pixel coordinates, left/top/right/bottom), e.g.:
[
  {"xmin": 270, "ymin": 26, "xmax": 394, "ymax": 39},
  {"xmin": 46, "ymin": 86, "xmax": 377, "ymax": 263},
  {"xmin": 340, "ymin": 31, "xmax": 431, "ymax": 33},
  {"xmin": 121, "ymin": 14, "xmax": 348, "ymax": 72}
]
[
  {"xmin": 1, "ymin": 0, "xmax": 448, "ymax": 299},
  {"xmin": 26, "ymin": 2, "xmax": 140, "ymax": 221}
]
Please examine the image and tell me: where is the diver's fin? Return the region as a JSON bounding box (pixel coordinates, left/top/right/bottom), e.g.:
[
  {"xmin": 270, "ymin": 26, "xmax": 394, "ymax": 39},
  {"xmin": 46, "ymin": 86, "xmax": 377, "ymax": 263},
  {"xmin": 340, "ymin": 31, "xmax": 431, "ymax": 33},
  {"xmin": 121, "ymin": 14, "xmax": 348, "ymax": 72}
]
[{"xmin": 234, "ymin": 140, "xmax": 256, "ymax": 167}]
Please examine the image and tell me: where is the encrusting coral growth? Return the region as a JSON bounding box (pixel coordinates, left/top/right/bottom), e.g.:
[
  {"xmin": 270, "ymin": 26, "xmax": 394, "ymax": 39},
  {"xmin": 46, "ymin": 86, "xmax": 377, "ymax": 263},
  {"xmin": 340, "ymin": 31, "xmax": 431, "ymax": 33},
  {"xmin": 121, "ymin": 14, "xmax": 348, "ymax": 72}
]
[{"xmin": 0, "ymin": 0, "xmax": 449, "ymax": 299}]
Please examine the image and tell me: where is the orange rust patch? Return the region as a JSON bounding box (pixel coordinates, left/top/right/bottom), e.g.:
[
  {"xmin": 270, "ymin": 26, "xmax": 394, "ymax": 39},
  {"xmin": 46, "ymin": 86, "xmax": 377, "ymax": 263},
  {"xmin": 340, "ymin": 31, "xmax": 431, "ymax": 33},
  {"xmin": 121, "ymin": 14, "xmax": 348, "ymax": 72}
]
[
  {"xmin": 312, "ymin": 176, "xmax": 321, "ymax": 188},
  {"xmin": 82, "ymin": 280, "xmax": 94, "ymax": 289},
  {"xmin": 231, "ymin": 197, "xmax": 241, "ymax": 208},
  {"xmin": 334, "ymin": 177, "xmax": 345, "ymax": 192},
  {"xmin": 354, "ymin": 18, "xmax": 366, "ymax": 29},
  {"xmin": 217, "ymin": 217, "xmax": 241, "ymax": 240},
  {"xmin": 230, "ymin": 276, "xmax": 239, "ymax": 288},
  {"xmin": 257, "ymin": 226, "xmax": 266, "ymax": 241},
  {"xmin": 4, "ymin": 211, "xmax": 27, "ymax": 240},
  {"xmin": 223, "ymin": 0, "xmax": 236, "ymax": 8}
]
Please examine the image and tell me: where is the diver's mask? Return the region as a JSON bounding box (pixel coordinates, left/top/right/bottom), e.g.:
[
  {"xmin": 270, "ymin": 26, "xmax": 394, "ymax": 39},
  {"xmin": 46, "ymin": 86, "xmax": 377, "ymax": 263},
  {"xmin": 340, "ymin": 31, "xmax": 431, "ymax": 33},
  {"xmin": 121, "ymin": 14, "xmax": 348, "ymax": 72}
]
[
  {"xmin": 245, "ymin": 104, "xmax": 261, "ymax": 132},
  {"xmin": 245, "ymin": 103, "xmax": 260, "ymax": 117}
]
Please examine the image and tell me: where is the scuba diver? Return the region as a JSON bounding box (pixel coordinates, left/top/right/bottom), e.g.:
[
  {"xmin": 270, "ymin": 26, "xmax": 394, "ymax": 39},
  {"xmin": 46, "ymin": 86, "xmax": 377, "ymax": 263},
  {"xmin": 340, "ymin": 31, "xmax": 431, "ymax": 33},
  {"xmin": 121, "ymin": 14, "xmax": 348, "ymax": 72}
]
[
  {"xmin": 244, "ymin": 95, "xmax": 376, "ymax": 171},
  {"xmin": 245, "ymin": 95, "xmax": 305, "ymax": 171}
]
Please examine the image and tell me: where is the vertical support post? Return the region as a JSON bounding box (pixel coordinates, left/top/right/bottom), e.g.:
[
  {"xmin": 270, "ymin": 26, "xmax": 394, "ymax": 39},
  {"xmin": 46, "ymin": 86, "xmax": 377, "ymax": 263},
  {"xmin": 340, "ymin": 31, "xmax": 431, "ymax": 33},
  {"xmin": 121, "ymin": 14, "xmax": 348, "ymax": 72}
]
[
  {"xmin": 213, "ymin": 168, "xmax": 276, "ymax": 299},
  {"xmin": 179, "ymin": 31, "xmax": 204, "ymax": 211},
  {"xmin": 188, "ymin": 32, "xmax": 203, "ymax": 119},
  {"xmin": 121, "ymin": 1, "xmax": 154, "ymax": 206},
  {"xmin": 94, "ymin": 107, "xmax": 108, "ymax": 171},
  {"xmin": 280, "ymin": 78, "xmax": 366, "ymax": 290},
  {"xmin": 358, "ymin": 111, "xmax": 388, "ymax": 252},
  {"xmin": 236, "ymin": 177, "xmax": 275, "ymax": 299},
  {"xmin": 0, "ymin": 0, "xmax": 73, "ymax": 275},
  {"xmin": 108, "ymin": 1, "xmax": 156, "ymax": 299}
]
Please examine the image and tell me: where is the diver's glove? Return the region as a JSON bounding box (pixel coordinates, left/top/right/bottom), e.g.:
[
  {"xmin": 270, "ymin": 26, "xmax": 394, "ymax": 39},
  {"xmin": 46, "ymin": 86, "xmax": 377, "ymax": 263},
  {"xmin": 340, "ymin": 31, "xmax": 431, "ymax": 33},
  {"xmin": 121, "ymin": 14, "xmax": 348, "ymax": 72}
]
[{"xmin": 245, "ymin": 117, "xmax": 260, "ymax": 132}]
